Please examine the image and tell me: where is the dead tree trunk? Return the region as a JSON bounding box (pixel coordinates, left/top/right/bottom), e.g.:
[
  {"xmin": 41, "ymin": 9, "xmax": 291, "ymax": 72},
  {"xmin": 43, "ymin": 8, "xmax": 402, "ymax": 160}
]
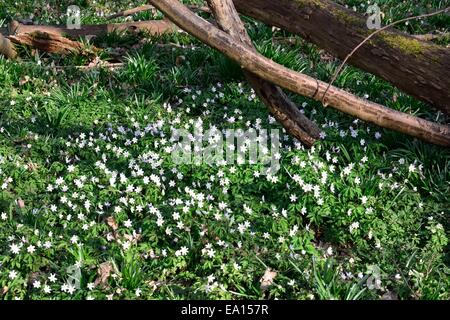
[
  {"xmin": 148, "ymin": 0, "xmax": 450, "ymax": 147},
  {"xmin": 9, "ymin": 31, "xmax": 99, "ymax": 55},
  {"xmin": 232, "ymin": 0, "xmax": 450, "ymax": 114},
  {"xmin": 207, "ymin": 0, "xmax": 320, "ymax": 146}
]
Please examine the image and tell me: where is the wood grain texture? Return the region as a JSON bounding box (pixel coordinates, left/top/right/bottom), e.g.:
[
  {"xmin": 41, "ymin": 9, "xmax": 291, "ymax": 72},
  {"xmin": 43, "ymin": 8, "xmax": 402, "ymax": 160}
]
[{"xmin": 9, "ymin": 31, "xmax": 99, "ymax": 55}]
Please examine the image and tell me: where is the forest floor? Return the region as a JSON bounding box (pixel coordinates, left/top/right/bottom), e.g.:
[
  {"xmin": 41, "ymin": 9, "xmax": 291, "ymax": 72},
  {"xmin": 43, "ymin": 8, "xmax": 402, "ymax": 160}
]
[{"xmin": 0, "ymin": 0, "xmax": 449, "ymax": 299}]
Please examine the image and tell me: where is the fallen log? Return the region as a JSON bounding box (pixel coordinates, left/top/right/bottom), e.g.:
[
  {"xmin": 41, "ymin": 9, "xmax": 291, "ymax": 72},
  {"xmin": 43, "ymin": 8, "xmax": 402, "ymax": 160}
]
[
  {"xmin": 2, "ymin": 20, "xmax": 178, "ymax": 38},
  {"xmin": 207, "ymin": 0, "xmax": 320, "ymax": 146},
  {"xmin": 0, "ymin": 20, "xmax": 179, "ymax": 59},
  {"xmin": 148, "ymin": 0, "xmax": 450, "ymax": 147},
  {"xmin": 232, "ymin": 0, "xmax": 450, "ymax": 114},
  {"xmin": 8, "ymin": 31, "xmax": 99, "ymax": 55}
]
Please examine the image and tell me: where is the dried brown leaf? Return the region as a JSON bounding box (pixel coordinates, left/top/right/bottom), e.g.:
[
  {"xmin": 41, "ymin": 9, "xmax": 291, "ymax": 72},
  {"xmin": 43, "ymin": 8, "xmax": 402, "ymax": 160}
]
[
  {"xmin": 27, "ymin": 162, "xmax": 39, "ymax": 171},
  {"xmin": 260, "ymin": 268, "xmax": 277, "ymax": 291},
  {"xmin": 106, "ymin": 216, "xmax": 118, "ymax": 231},
  {"xmin": 0, "ymin": 286, "xmax": 9, "ymax": 296},
  {"xmin": 94, "ymin": 261, "xmax": 113, "ymax": 288},
  {"xmin": 19, "ymin": 75, "xmax": 31, "ymax": 86},
  {"xmin": 123, "ymin": 232, "xmax": 142, "ymax": 244},
  {"xmin": 176, "ymin": 55, "xmax": 186, "ymax": 66},
  {"xmin": 17, "ymin": 198, "xmax": 25, "ymax": 208}
]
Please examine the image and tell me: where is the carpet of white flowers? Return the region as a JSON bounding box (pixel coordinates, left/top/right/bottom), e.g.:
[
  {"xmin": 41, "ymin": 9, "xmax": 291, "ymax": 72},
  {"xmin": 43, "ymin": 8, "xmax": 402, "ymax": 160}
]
[{"xmin": 0, "ymin": 0, "xmax": 449, "ymax": 300}]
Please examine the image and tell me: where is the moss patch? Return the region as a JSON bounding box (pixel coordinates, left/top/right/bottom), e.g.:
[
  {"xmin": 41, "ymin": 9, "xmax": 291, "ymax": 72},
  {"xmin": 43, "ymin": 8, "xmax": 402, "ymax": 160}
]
[
  {"xmin": 378, "ymin": 33, "xmax": 428, "ymax": 56},
  {"xmin": 332, "ymin": 8, "xmax": 365, "ymax": 27}
]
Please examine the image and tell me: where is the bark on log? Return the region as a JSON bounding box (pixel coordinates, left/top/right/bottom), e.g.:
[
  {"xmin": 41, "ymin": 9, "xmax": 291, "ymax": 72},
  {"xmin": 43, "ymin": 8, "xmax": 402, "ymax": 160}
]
[
  {"xmin": 9, "ymin": 31, "xmax": 99, "ymax": 55},
  {"xmin": 207, "ymin": 0, "xmax": 320, "ymax": 146},
  {"xmin": 148, "ymin": 0, "xmax": 450, "ymax": 147},
  {"xmin": 232, "ymin": 0, "xmax": 450, "ymax": 114}
]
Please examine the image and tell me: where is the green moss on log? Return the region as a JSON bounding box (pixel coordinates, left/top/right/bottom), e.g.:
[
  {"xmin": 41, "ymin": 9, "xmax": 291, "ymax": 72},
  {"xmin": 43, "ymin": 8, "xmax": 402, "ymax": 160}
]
[
  {"xmin": 332, "ymin": 8, "xmax": 364, "ymax": 26},
  {"xmin": 378, "ymin": 33, "xmax": 427, "ymax": 56}
]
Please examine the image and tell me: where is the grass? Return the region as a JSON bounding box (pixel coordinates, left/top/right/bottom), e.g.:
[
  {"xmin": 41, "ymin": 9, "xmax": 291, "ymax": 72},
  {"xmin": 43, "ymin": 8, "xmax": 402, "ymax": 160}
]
[{"xmin": 0, "ymin": 0, "xmax": 449, "ymax": 300}]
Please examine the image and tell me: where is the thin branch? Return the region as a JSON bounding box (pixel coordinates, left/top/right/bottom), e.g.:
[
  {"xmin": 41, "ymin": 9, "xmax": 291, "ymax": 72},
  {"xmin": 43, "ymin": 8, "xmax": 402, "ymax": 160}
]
[
  {"xmin": 411, "ymin": 32, "xmax": 450, "ymax": 41},
  {"xmin": 106, "ymin": 5, "xmax": 155, "ymax": 20},
  {"xmin": 106, "ymin": 4, "xmax": 211, "ymax": 20}
]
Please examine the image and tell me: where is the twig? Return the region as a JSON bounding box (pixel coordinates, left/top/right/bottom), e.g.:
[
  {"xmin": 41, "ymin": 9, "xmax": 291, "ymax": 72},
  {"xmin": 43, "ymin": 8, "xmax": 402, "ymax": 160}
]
[
  {"xmin": 107, "ymin": 5, "xmax": 156, "ymax": 20},
  {"xmin": 271, "ymin": 36, "xmax": 301, "ymax": 46},
  {"xmin": 53, "ymin": 62, "xmax": 124, "ymax": 71},
  {"xmin": 411, "ymin": 32, "xmax": 449, "ymax": 41}
]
